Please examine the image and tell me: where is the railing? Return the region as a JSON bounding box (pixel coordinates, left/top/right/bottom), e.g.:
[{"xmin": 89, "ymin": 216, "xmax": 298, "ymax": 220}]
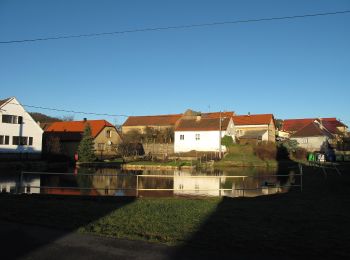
[{"xmin": 15, "ymin": 164, "xmax": 303, "ymax": 197}]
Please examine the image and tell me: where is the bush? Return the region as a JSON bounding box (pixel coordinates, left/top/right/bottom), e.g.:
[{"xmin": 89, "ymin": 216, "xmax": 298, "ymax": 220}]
[
  {"xmin": 292, "ymin": 147, "xmax": 308, "ymax": 160},
  {"xmin": 118, "ymin": 142, "xmax": 144, "ymax": 156},
  {"xmin": 221, "ymin": 135, "xmax": 234, "ymax": 147},
  {"xmin": 253, "ymin": 141, "xmax": 277, "ymax": 161}
]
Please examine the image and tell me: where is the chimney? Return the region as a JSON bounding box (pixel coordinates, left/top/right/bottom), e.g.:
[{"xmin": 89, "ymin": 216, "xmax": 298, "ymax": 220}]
[
  {"xmin": 83, "ymin": 118, "xmax": 87, "ymax": 122},
  {"xmin": 248, "ymin": 112, "xmax": 250, "ymax": 116}
]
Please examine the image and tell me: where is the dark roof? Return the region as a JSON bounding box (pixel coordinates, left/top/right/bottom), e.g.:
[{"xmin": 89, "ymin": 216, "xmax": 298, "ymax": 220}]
[
  {"xmin": 175, "ymin": 118, "xmax": 231, "ymax": 131},
  {"xmin": 291, "ymin": 122, "xmax": 333, "ymax": 138},
  {"xmin": 122, "ymin": 111, "xmax": 235, "ymax": 127},
  {"xmin": 232, "ymin": 114, "xmax": 274, "ymax": 125},
  {"xmin": 0, "ymin": 97, "xmax": 11, "ymax": 108},
  {"xmin": 202, "ymin": 111, "xmax": 235, "ymax": 119},
  {"xmin": 123, "ymin": 114, "xmax": 183, "ymax": 127}
]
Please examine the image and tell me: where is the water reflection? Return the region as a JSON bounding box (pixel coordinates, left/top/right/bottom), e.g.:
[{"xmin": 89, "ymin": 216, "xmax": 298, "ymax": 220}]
[{"xmin": 0, "ymin": 166, "xmax": 300, "ymax": 198}]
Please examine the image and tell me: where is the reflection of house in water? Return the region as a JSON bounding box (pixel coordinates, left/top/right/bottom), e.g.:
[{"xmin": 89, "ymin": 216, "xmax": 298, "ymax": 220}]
[
  {"xmin": 173, "ymin": 170, "xmax": 293, "ymax": 197},
  {"xmin": 173, "ymin": 170, "xmax": 223, "ymax": 197},
  {"xmin": 230, "ymin": 174, "xmax": 292, "ymax": 197},
  {"xmin": 0, "ymin": 175, "xmax": 40, "ymax": 194}
]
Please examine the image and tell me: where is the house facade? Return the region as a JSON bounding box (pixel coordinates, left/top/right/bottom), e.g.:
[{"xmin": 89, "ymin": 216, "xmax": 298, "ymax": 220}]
[
  {"xmin": 0, "ymin": 97, "xmax": 43, "ymax": 157},
  {"xmin": 290, "ymin": 121, "xmax": 333, "ymax": 152},
  {"xmin": 174, "ymin": 115, "xmax": 235, "ymax": 153},
  {"xmin": 232, "ymin": 114, "xmax": 276, "ymax": 143},
  {"xmin": 44, "ymin": 119, "xmax": 122, "ymax": 159}
]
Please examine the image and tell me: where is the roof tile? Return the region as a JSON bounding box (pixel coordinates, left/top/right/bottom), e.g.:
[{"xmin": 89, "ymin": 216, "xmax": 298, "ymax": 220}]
[
  {"xmin": 232, "ymin": 114, "xmax": 273, "ymax": 125},
  {"xmin": 46, "ymin": 120, "xmax": 115, "ymax": 138}
]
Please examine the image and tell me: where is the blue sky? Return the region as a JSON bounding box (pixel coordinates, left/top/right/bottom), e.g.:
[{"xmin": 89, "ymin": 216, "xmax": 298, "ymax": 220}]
[{"xmin": 1, "ymin": 0, "xmax": 349, "ymax": 125}]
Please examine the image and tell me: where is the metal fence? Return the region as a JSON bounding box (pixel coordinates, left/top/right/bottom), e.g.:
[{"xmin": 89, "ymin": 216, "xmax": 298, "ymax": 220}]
[{"xmin": 15, "ymin": 164, "xmax": 303, "ymax": 197}]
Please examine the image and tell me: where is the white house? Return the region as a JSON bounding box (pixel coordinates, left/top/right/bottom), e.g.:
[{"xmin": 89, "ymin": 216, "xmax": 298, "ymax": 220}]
[
  {"xmin": 290, "ymin": 121, "xmax": 333, "ymax": 152},
  {"xmin": 0, "ymin": 97, "xmax": 43, "ymax": 157},
  {"xmin": 174, "ymin": 115, "xmax": 235, "ymax": 153},
  {"xmin": 173, "ymin": 170, "xmax": 223, "ymax": 196}
]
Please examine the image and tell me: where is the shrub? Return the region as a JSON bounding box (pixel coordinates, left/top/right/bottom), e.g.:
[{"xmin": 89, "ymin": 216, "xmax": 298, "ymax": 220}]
[
  {"xmin": 292, "ymin": 147, "xmax": 308, "ymax": 160},
  {"xmin": 221, "ymin": 135, "xmax": 234, "ymax": 147},
  {"xmin": 253, "ymin": 141, "xmax": 277, "ymax": 161}
]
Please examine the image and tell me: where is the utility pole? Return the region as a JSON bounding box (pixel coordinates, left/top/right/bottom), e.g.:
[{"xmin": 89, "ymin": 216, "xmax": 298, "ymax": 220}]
[{"xmin": 219, "ymin": 111, "xmax": 222, "ymax": 159}]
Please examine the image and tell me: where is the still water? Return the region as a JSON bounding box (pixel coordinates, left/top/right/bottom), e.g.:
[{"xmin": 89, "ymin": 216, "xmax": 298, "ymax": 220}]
[{"xmin": 0, "ymin": 166, "xmax": 301, "ymax": 198}]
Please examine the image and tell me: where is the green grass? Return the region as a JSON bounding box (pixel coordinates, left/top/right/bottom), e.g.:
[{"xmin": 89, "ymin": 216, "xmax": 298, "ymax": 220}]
[
  {"xmin": 216, "ymin": 144, "xmax": 277, "ymax": 167},
  {"xmin": 1, "ymin": 164, "xmax": 350, "ymax": 257},
  {"xmin": 126, "ymin": 160, "xmax": 193, "ymax": 167}
]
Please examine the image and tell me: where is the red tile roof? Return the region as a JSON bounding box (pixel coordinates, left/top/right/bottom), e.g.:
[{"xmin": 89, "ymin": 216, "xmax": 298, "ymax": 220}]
[
  {"xmin": 282, "ymin": 118, "xmax": 347, "ymax": 134},
  {"xmin": 46, "ymin": 120, "xmax": 115, "ymax": 138},
  {"xmin": 122, "ymin": 114, "xmax": 183, "ymax": 127},
  {"xmin": 175, "ymin": 118, "xmax": 231, "ymax": 131},
  {"xmin": 232, "ymin": 114, "xmax": 274, "ymax": 125},
  {"xmin": 291, "ymin": 122, "xmax": 333, "ymax": 138}
]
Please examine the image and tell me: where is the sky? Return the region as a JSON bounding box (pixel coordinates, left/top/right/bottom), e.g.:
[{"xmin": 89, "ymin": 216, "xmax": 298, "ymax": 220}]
[{"xmin": 0, "ymin": 0, "xmax": 349, "ymax": 125}]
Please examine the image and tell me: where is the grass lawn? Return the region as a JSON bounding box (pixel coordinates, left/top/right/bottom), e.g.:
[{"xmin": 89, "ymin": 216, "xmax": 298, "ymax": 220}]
[
  {"xmin": 0, "ymin": 164, "xmax": 350, "ymax": 258},
  {"xmin": 216, "ymin": 144, "xmax": 278, "ymax": 167}
]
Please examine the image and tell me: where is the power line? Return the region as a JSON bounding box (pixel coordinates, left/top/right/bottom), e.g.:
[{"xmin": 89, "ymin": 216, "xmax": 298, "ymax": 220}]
[
  {"xmin": 6, "ymin": 102, "xmax": 129, "ymax": 118},
  {"xmin": 1, "ymin": 10, "xmax": 349, "ymax": 44}
]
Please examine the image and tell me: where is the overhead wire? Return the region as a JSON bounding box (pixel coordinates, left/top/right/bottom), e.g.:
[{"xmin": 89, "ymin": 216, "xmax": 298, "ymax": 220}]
[{"xmin": 1, "ymin": 10, "xmax": 349, "ymax": 44}]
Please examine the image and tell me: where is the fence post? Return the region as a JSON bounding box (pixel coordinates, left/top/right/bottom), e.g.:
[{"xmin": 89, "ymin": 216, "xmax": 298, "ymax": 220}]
[
  {"xmin": 136, "ymin": 175, "xmax": 139, "ymax": 197},
  {"xmin": 243, "ymin": 177, "xmax": 245, "ymax": 197},
  {"xmin": 18, "ymin": 171, "xmax": 23, "ymax": 194},
  {"xmin": 299, "ymin": 163, "xmax": 303, "ymax": 192}
]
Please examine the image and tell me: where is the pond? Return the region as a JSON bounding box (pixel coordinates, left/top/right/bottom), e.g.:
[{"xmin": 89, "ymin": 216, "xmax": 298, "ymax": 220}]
[{"xmin": 0, "ymin": 166, "xmax": 302, "ymax": 198}]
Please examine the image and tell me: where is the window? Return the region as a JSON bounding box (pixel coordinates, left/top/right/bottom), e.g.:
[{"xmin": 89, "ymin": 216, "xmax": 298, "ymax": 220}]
[
  {"xmin": 106, "ymin": 130, "xmax": 111, "ymax": 138},
  {"xmin": 20, "ymin": 137, "xmax": 28, "ymax": 145},
  {"xmin": 12, "ymin": 136, "xmax": 19, "ymax": 145},
  {"xmin": 0, "ymin": 135, "xmax": 10, "ymax": 145},
  {"xmin": 301, "ymin": 138, "xmax": 308, "ymax": 144},
  {"xmin": 180, "ymin": 134, "xmax": 184, "ymax": 140},
  {"xmin": 12, "ymin": 136, "xmax": 30, "ymax": 146},
  {"xmin": 2, "ymin": 115, "xmax": 22, "ymax": 124},
  {"xmin": 195, "ymin": 134, "xmax": 200, "ymax": 141},
  {"xmin": 98, "ymin": 143, "xmax": 105, "ymax": 150}
]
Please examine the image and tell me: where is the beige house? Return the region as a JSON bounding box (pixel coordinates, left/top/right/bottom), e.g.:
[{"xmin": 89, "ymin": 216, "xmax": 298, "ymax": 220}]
[
  {"xmin": 44, "ymin": 119, "xmax": 122, "ymax": 159},
  {"xmin": 232, "ymin": 114, "xmax": 276, "ymax": 143}
]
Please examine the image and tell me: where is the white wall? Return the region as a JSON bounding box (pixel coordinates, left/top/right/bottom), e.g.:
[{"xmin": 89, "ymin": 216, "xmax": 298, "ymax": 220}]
[
  {"xmin": 174, "ymin": 173, "xmax": 222, "ymax": 196},
  {"xmin": 174, "ymin": 130, "xmax": 225, "ymax": 152},
  {"xmin": 291, "ymin": 136, "xmax": 329, "ymax": 152},
  {"xmin": 0, "ymin": 98, "xmax": 43, "ymax": 153},
  {"xmin": 174, "ymin": 118, "xmax": 235, "ymax": 153}
]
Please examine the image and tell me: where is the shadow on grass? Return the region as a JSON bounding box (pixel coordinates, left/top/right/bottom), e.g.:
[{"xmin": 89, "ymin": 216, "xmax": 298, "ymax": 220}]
[
  {"xmin": 0, "ymin": 194, "xmax": 135, "ymax": 259},
  {"xmin": 171, "ymin": 161, "xmax": 350, "ymax": 259}
]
